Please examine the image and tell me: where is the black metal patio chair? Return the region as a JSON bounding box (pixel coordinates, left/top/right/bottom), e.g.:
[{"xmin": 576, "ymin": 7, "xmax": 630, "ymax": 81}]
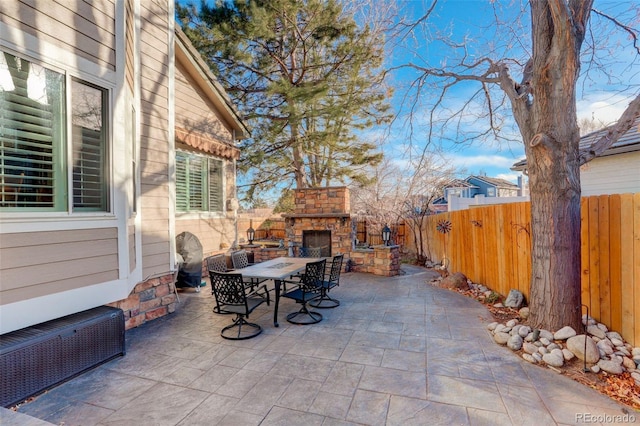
[
  {"xmin": 298, "ymin": 246, "xmax": 322, "ymax": 258},
  {"xmin": 206, "ymin": 253, "xmax": 230, "ymax": 273},
  {"xmin": 309, "ymin": 254, "xmax": 343, "ymax": 309},
  {"xmin": 209, "ymin": 271, "xmax": 269, "ymax": 340},
  {"xmin": 206, "ymin": 254, "xmax": 232, "ymax": 314},
  {"xmin": 229, "ymin": 249, "xmax": 270, "ymax": 301},
  {"xmin": 281, "ymin": 259, "xmax": 326, "ymax": 324}
]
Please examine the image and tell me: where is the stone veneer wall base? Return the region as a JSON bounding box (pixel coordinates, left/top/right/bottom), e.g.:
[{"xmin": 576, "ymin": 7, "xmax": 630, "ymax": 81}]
[{"xmin": 107, "ymin": 273, "xmax": 178, "ymax": 330}]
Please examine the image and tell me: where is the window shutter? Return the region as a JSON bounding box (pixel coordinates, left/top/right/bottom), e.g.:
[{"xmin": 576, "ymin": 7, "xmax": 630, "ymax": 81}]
[
  {"xmin": 208, "ymin": 159, "xmax": 223, "ymax": 212},
  {"xmin": 188, "ymin": 155, "xmax": 204, "ymax": 210},
  {"xmin": 175, "ymin": 151, "xmax": 225, "ymax": 213},
  {"xmin": 175, "ymin": 152, "xmax": 188, "ymax": 211}
]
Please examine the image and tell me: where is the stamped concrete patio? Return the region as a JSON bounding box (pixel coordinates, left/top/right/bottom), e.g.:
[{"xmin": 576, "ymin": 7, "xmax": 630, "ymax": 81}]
[{"xmin": 4, "ymin": 265, "xmax": 636, "ymax": 425}]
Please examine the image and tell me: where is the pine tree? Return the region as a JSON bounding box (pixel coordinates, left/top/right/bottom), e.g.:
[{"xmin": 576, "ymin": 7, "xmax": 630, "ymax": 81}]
[{"xmin": 177, "ymin": 0, "xmax": 391, "ymax": 200}]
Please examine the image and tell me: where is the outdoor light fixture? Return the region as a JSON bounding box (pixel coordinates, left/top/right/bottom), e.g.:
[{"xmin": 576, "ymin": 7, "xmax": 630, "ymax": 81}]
[
  {"xmin": 382, "ymin": 224, "xmax": 391, "ymax": 246},
  {"xmin": 247, "ymin": 220, "xmax": 255, "ymax": 245}
]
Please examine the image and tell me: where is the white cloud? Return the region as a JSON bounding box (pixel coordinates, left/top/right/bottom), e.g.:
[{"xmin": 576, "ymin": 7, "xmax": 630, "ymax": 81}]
[
  {"xmin": 446, "ymin": 153, "xmax": 520, "ymax": 169},
  {"xmin": 576, "ymin": 93, "xmax": 635, "ymax": 126},
  {"xmin": 495, "ymin": 172, "xmax": 521, "ymax": 183}
]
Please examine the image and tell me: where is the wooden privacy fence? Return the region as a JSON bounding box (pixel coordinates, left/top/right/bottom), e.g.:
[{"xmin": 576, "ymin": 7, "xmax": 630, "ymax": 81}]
[
  {"xmin": 356, "ymin": 219, "xmax": 405, "ymax": 247},
  {"xmin": 237, "ymin": 218, "xmax": 286, "ymax": 241},
  {"xmin": 411, "ymin": 193, "xmax": 639, "ymax": 347}
]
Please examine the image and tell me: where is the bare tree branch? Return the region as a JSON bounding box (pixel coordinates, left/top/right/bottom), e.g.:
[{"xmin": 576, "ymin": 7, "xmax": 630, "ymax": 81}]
[
  {"xmin": 579, "ymin": 93, "xmax": 640, "ymax": 165},
  {"xmin": 592, "ymin": 8, "xmax": 640, "ymax": 55}
]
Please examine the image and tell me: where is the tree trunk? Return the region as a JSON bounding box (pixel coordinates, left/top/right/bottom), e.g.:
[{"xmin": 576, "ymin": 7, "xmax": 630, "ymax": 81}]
[
  {"xmin": 523, "ymin": 0, "xmax": 593, "ymax": 332},
  {"xmin": 290, "ymin": 125, "xmax": 307, "ymax": 188},
  {"xmin": 527, "ymin": 141, "xmax": 583, "ymax": 332}
]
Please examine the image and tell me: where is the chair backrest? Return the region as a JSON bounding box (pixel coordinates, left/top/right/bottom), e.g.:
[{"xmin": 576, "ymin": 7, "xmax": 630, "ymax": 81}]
[
  {"xmin": 206, "ymin": 254, "xmax": 228, "ymax": 273},
  {"xmin": 326, "ymin": 254, "xmax": 344, "ymax": 286},
  {"xmin": 231, "ymin": 250, "xmax": 250, "ymax": 269},
  {"xmin": 209, "ymin": 271, "xmax": 247, "ymax": 308},
  {"xmin": 299, "ymin": 246, "xmax": 322, "ymax": 258},
  {"xmin": 300, "ymin": 259, "xmax": 326, "ymax": 291}
]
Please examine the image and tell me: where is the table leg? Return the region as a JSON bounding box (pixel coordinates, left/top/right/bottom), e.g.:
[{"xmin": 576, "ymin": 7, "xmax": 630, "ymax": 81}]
[{"xmin": 274, "ymin": 279, "xmax": 281, "ymax": 327}]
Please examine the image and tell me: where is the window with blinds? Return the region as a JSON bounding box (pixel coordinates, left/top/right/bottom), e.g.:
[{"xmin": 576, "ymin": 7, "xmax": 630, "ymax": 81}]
[
  {"xmin": 71, "ymin": 79, "xmax": 108, "ymax": 211},
  {"xmin": 0, "ymin": 51, "xmax": 108, "ymax": 212},
  {"xmin": 176, "ymin": 150, "xmax": 224, "ymax": 213},
  {"xmin": 0, "ymin": 52, "xmax": 65, "ymax": 209}
]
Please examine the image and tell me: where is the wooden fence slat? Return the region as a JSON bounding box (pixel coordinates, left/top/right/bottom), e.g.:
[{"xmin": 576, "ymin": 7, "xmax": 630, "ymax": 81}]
[
  {"xmin": 458, "ymin": 210, "xmax": 468, "ymax": 275},
  {"xmin": 485, "ymin": 206, "xmax": 499, "ymax": 292},
  {"xmin": 495, "ymin": 205, "xmax": 509, "ymax": 295},
  {"xmin": 580, "ymin": 198, "xmax": 591, "ymax": 319},
  {"xmin": 598, "ymin": 195, "xmax": 611, "ymax": 327},
  {"xmin": 608, "ymin": 194, "xmax": 622, "ymax": 332},
  {"xmin": 516, "ymin": 202, "xmax": 531, "ymax": 299},
  {"xmin": 588, "ymin": 196, "xmax": 601, "ymax": 321},
  {"xmin": 634, "ymin": 193, "xmax": 640, "ymax": 347}
]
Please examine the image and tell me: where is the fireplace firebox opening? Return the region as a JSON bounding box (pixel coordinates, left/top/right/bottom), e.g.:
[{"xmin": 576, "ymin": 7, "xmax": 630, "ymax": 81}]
[{"xmin": 302, "ymin": 230, "xmax": 331, "ymax": 257}]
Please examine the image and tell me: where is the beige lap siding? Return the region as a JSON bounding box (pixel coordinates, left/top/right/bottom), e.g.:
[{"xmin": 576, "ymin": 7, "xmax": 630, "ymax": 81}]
[
  {"xmin": 0, "ymin": 0, "xmax": 116, "ymax": 70},
  {"xmin": 0, "ymin": 228, "xmax": 119, "ymax": 305},
  {"xmin": 175, "ymin": 62, "xmax": 233, "ymax": 143},
  {"xmin": 137, "ymin": 0, "xmax": 172, "ymax": 279},
  {"xmin": 128, "ymin": 223, "xmax": 136, "ymax": 273}
]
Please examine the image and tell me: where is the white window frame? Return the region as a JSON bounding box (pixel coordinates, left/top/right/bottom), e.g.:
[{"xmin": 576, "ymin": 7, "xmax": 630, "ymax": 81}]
[{"xmin": 0, "ymin": 46, "xmax": 114, "ymax": 219}]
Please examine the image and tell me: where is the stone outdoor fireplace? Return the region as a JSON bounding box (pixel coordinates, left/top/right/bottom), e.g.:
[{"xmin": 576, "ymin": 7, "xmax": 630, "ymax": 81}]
[
  {"xmin": 283, "ymin": 187, "xmax": 354, "ymax": 257},
  {"xmin": 247, "ymin": 186, "xmax": 400, "ymax": 276}
]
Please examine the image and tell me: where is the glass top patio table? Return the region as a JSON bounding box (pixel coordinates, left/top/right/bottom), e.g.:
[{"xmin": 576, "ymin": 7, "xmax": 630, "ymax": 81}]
[{"xmin": 236, "ymin": 256, "xmax": 323, "ymax": 327}]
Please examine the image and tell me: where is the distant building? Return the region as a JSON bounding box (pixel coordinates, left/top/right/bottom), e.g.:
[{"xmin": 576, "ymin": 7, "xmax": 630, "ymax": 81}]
[
  {"xmin": 432, "ymin": 175, "xmax": 528, "ymax": 212},
  {"xmin": 511, "ymin": 117, "xmax": 640, "ymax": 196}
]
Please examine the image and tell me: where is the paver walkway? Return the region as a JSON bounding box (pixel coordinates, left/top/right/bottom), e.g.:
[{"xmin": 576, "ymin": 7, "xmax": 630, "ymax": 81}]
[{"xmin": 3, "ymin": 265, "xmax": 637, "ymax": 425}]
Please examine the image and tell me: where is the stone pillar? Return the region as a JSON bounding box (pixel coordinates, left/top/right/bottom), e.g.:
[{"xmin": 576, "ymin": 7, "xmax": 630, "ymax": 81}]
[
  {"xmin": 374, "ymin": 245, "xmax": 401, "ymax": 276},
  {"xmin": 348, "ymin": 245, "xmax": 400, "ymax": 276}
]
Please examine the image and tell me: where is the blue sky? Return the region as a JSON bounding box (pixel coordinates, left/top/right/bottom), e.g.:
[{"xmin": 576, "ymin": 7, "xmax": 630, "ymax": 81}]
[
  {"xmin": 179, "ymin": 0, "xmax": 638, "ymax": 193},
  {"xmin": 378, "ymin": 0, "xmax": 640, "ymax": 183}
]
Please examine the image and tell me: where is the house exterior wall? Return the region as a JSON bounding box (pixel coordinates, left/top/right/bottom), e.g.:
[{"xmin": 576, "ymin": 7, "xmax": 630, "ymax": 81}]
[
  {"xmin": 466, "ymin": 177, "xmax": 519, "ymax": 197},
  {"xmin": 0, "ymin": 0, "xmax": 139, "ymax": 333},
  {"xmin": 580, "ymin": 151, "xmax": 640, "ymax": 196},
  {"xmin": 448, "ymin": 195, "xmax": 530, "ymax": 212},
  {"xmin": 466, "ymin": 177, "xmax": 492, "ymax": 196},
  {"xmin": 0, "ymin": 229, "xmax": 119, "ymax": 305},
  {"xmin": 173, "ymin": 54, "xmax": 239, "ymax": 258},
  {"xmin": 0, "ymin": 0, "xmax": 117, "ymax": 70},
  {"xmin": 0, "ymin": 0, "xmax": 245, "ymax": 333},
  {"xmin": 497, "ymin": 187, "xmax": 519, "ymax": 197},
  {"xmin": 0, "ymin": 0, "xmax": 180, "ymax": 333},
  {"xmin": 175, "ymin": 60, "xmax": 234, "ymax": 144},
  {"xmin": 137, "ymin": 0, "xmax": 172, "ymax": 280}
]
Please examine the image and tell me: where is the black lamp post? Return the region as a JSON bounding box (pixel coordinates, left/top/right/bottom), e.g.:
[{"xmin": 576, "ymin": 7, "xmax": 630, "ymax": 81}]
[
  {"xmin": 247, "ymin": 220, "xmax": 255, "ymax": 245},
  {"xmin": 382, "ymin": 224, "xmax": 391, "ymax": 246}
]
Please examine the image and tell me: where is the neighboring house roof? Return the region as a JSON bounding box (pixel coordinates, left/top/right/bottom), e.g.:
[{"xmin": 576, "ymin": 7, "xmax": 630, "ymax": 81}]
[
  {"xmin": 467, "ymin": 175, "xmax": 519, "ymax": 189},
  {"xmin": 174, "ymin": 26, "xmax": 249, "ymax": 139},
  {"xmin": 444, "ymin": 179, "xmax": 477, "ymax": 189},
  {"xmin": 511, "ymin": 116, "xmax": 640, "ymax": 171},
  {"xmin": 432, "ymin": 197, "xmax": 447, "ymax": 205}
]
